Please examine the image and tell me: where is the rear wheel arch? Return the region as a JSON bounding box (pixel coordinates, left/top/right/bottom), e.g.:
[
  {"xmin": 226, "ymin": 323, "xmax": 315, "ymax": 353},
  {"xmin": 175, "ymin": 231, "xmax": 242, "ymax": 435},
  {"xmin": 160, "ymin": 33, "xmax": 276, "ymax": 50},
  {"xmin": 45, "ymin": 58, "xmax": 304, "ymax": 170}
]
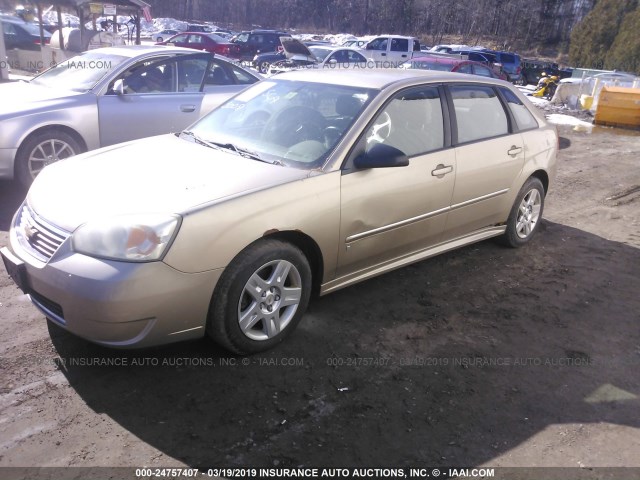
[{"xmin": 530, "ymin": 169, "xmax": 549, "ymax": 196}]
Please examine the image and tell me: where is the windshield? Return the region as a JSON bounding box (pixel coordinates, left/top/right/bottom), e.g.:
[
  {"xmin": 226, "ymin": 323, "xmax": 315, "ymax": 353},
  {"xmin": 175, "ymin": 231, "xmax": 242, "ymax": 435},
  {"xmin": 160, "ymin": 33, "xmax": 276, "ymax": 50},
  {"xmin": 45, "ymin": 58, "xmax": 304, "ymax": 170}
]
[
  {"xmin": 31, "ymin": 53, "xmax": 129, "ymax": 92},
  {"xmin": 309, "ymin": 47, "xmax": 330, "ymax": 61},
  {"xmin": 187, "ymin": 79, "xmax": 377, "ymax": 170}
]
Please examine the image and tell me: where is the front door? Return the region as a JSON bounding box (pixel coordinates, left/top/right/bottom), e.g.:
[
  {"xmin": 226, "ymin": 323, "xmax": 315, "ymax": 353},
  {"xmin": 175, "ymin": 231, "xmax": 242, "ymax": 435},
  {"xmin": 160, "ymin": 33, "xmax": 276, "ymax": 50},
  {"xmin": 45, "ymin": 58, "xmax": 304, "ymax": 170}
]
[
  {"xmin": 337, "ymin": 86, "xmax": 455, "ymax": 279},
  {"xmin": 97, "ymin": 54, "xmax": 210, "ymax": 146}
]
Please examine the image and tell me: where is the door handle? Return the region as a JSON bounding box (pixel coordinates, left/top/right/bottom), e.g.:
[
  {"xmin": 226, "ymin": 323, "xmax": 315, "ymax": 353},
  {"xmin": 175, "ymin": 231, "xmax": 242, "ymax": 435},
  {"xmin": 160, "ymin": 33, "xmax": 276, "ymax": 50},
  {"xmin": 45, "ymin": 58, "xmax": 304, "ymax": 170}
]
[
  {"xmin": 180, "ymin": 104, "xmax": 196, "ymax": 113},
  {"xmin": 431, "ymin": 164, "xmax": 453, "ymax": 177},
  {"xmin": 381, "ymin": 52, "xmax": 386, "ymax": 56},
  {"xmin": 401, "ymin": 54, "xmax": 407, "ymax": 58},
  {"xmin": 508, "ymin": 145, "xmax": 523, "ymax": 157}
]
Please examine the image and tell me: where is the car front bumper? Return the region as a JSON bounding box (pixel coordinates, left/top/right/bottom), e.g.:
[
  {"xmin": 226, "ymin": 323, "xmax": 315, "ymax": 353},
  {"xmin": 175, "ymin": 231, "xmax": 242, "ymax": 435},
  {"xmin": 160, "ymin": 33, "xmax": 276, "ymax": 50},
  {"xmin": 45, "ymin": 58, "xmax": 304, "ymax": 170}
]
[{"xmin": 3, "ymin": 230, "xmax": 223, "ymax": 348}]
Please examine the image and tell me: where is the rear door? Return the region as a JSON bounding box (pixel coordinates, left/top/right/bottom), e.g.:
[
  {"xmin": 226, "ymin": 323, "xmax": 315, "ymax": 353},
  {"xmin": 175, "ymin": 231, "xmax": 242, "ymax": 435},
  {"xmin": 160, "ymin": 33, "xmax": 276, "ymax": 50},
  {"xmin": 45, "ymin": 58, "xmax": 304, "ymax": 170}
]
[
  {"xmin": 441, "ymin": 83, "xmax": 525, "ymax": 240},
  {"xmin": 388, "ymin": 37, "xmax": 410, "ymax": 64},
  {"xmin": 97, "ymin": 53, "xmax": 210, "ymax": 146}
]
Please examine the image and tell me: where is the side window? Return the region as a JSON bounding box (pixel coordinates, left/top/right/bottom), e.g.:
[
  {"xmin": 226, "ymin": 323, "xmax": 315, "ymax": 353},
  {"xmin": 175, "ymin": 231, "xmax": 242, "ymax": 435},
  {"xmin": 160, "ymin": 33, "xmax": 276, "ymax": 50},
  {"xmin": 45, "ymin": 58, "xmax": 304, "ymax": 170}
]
[
  {"xmin": 456, "ymin": 63, "xmax": 472, "ymax": 74},
  {"xmin": 413, "ymin": 39, "xmax": 421, "ymax": 52},
  {"xmin": 499, "ymin": 87, "xmax": 539, "ymax": 130},
  {"xmin": 473, "ymin": 65, "xmax": 493, "ymax": 77},
  {"xmin": 204, "ymin": 61, "xmax": 233, "ymax": 86},
  {"xmin": 368, "ymin": 38, "xmax": 388, "ymax": 51},
  {"xmin": 390, "ymin": 38, "xmax": 409, "ymax": 52},
  {"xmin": 348, "ymin": 51, "xmax": 367, "ymax": 63},
  {"xmin": 121, "ymin": 58, "xmax": 176, "ymax": 94},
  {"xmin": 451, "ymin": 85, "xmax": 508, "ymax": 144},
  {"xmin": 177, "ymin": 57, "xmax": 208, "ymax": 92},
  {"xmin": 229, "ymin": 64, "xmax": 258, "ymax": 85},
  {"xmin": 187, "ymin": 35, "xmax": 204, "ymax": 45},
  {"xmin": 365, "ymin": 86, "xmax": 444, "ymax": 157},
  {"xmin": 168, "ymin": 34, "xmax": 188, "ymax": 44}
]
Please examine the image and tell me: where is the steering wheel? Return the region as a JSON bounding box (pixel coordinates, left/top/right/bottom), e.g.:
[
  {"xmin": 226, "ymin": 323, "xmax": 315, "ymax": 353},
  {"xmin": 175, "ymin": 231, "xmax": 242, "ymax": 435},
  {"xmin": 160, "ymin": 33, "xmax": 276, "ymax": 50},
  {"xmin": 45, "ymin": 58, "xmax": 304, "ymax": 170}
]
[
  {"xmin": 366, "ymin": 111, "xmax": 392, "ymax": 144},
  {"xmin": 261, "ymin": 106, "xmax": 326, "ymax": 147},
  {"xmin": 242, "ymin": 110, "xmax": 271, "ymax": 128}
]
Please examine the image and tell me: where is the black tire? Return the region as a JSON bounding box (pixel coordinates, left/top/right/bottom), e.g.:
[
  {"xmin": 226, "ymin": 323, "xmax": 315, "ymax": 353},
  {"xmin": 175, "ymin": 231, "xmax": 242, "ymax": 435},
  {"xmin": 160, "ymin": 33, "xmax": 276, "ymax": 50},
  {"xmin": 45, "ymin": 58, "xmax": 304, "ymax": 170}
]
[
  {"xmin": 517, "ymin": 74, "xmax": 528, "ymax": 86},
  {"xmin": 258, "ymin": 61, "xmax": 270, "ymax": 74},
  {"xmin": 208, "ymin": 239, "xmax": 312, "ymax": 354},
  {"xmin": 499, "ymin": 177, "xmax": 545, "ymax": 248},
  {"xmin": 157, "ymin": 37, "xmax": 163, "ymax": 42},
  {"xmin": 16, "ymin": 129, "xmax": 83, "ymax": 188}
]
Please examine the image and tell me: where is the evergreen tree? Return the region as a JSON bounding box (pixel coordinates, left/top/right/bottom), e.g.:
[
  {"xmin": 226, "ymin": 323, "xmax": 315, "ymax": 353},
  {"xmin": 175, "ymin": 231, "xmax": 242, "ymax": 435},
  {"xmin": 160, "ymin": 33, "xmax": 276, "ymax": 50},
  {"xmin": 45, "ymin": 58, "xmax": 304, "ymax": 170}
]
[
  {"xmin": 606, "ymin": 5, "xmax": 640, "ymax": 73},
  {"xmin": 569, "ymin": 0, "xmax": 638, "ymax": 70}
]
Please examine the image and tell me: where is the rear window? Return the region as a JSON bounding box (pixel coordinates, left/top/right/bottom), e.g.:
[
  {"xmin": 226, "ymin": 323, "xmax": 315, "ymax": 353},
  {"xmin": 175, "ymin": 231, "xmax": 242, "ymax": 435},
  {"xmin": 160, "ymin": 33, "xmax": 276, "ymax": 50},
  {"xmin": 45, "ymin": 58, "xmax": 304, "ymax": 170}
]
[{"xmin": 499, "ymin": 87, "xmax": 539, "ymax": 130}]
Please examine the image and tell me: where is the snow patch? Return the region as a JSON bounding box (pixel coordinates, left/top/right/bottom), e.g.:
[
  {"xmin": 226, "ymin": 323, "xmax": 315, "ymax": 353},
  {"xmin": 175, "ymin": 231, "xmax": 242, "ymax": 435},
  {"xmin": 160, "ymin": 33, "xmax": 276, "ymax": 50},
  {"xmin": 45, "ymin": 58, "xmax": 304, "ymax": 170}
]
[{"xmin": 545, "ymin": 113, "xmax": 593, "ymax": 128}]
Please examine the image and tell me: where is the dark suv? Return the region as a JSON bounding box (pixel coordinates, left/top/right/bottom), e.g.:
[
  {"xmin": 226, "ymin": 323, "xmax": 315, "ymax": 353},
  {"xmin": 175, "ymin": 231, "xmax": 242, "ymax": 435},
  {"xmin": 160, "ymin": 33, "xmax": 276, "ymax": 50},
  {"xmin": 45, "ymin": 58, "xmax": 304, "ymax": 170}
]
[{"xmin": 231, "ymin": 30, "xmax": 290, "ymax": 61}]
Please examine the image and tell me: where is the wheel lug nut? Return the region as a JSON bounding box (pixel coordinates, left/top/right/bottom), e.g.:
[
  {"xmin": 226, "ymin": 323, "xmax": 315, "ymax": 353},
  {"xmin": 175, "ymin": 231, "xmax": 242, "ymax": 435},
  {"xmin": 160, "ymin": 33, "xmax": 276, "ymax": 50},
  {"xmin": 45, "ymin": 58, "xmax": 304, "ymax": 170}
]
[
  {"xmin": 267, "ymin": 306, "xmax": 273, "ymax": 312},
  {"xmin": 275, "ymin": 295, "xmax": 280, "ymax": 301}
]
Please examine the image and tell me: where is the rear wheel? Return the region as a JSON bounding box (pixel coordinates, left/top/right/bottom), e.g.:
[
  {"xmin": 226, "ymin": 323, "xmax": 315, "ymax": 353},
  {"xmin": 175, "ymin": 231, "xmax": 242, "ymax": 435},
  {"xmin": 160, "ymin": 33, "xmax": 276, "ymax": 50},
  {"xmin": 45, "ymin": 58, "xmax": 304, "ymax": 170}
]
[
  {"xmin": 499, "ymin": 177, "xmax": 545, "ymax": 248},
  {"xmin": 16, "ymin": 130, "xmax": 83, "ymax": 188},
  {"xmin": 208, "ymin": 239, "xmax": 312, "ymax": 354},
  {"xmin": 258, "ymin": 61, "xmax": 271, "ymax": 74}
]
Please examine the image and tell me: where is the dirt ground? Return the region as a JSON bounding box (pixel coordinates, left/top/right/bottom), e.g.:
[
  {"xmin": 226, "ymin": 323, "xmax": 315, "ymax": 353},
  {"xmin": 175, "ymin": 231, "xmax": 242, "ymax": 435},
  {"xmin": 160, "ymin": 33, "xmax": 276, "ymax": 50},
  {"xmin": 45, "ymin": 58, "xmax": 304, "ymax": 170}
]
[{"xmin": 1, "ymin": 119, "xmax": 639, "ymax": 479}]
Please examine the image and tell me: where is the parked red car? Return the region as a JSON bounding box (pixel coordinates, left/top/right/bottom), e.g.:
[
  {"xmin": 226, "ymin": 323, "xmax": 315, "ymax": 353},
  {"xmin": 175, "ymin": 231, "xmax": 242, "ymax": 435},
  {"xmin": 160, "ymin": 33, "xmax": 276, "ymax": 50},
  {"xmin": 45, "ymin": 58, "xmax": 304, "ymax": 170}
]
[
  {"xmin": 157, "ymin": 32, "xmax": 241, "ymax": 59},
  {"xmin": 403, "ymin": 55, "xmax": 508, "ymax": 80}
]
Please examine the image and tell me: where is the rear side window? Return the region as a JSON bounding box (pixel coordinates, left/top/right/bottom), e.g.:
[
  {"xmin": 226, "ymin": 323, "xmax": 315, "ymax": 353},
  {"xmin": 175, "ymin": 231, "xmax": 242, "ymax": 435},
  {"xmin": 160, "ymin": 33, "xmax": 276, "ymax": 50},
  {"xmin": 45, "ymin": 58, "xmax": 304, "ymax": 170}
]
[
  {"xmin": 499, "ymin": 87, "xmax": 539, "ymax": 130},
  {"xmin": 391, "ymin": 38, "xmax": 409, "ymax": 52},
  {"xmin": 451, "ymin": 85, "xmax": 509, "ymax": 143},
  {"xmin": 498, "ymin": 53, "xmax": 516, "ymax": 64}
]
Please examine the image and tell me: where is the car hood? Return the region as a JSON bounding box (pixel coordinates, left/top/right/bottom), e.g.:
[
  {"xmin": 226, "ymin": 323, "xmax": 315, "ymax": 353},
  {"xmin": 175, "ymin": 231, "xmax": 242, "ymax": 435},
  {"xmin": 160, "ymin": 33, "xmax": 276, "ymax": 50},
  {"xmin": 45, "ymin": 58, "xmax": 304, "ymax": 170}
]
[
  {"xmin": 28, "ymin": 134, "xmax": 311, "ymax": 232},
  {"xmin": 0, "ymin": 81, "xmax": 84, "ymax": 119},
  {"xmin": 281, "ymin": 38, "xmax": 315, "ymax": 61}
]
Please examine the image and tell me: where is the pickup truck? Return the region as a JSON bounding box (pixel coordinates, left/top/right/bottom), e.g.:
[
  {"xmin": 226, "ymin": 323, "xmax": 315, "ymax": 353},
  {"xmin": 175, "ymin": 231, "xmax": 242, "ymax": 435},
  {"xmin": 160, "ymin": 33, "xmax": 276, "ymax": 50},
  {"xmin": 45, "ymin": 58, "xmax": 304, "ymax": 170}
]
[{"xmin": 362, "ymin": 35, "xmax": 421, "ymax": 65}]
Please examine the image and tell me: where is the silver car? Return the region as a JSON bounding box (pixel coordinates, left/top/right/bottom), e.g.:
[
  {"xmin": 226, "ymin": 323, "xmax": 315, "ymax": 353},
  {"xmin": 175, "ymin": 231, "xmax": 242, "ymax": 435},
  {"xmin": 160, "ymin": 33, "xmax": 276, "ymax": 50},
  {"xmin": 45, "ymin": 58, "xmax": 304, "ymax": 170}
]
[
  {"xmin": 1, "ymin": 69, "xmax": 557, "ymax": 354},
  {"xmin": 0, "ymin": 45, "xmax": 260, "ymax": 186}
]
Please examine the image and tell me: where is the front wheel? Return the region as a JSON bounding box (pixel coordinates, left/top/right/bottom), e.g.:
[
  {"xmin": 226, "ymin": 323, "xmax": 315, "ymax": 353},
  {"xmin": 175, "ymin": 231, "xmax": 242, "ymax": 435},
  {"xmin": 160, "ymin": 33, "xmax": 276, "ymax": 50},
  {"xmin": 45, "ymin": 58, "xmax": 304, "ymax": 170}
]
[
  {"xmin": 208, "ymin": 239, "xmax": 312, "ymax": 354},
  {"xmin": 16, "ymin": 130, "xmax": 83, "ymax": 188},
  {"xmin": 499, "ymin": 177, "xmax": 545, "ymax": 248}
]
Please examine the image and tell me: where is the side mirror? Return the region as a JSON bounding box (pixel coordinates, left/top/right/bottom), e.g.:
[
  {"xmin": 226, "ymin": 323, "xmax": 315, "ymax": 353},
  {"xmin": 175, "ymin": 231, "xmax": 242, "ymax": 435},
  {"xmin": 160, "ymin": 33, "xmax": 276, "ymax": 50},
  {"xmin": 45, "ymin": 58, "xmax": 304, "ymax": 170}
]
[
  {"xmin": 366, "ymin": 43, "xmax": 373, "ymax": 50},
  {"xmin": 354, "ymin": 143, "xmax": 409, "ymax": 169},
  {"xmin": 328, "ymin": 58, "xmax": 337, "ymax": 64},
  {"xmin": 112, "ymin": 78, "xmax": 124, "ymax": 95}
]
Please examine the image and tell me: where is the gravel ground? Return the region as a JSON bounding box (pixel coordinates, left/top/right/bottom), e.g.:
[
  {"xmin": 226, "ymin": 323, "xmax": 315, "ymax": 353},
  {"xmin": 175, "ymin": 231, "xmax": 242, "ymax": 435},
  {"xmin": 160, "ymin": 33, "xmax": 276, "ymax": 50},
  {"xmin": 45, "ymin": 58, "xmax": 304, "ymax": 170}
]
[{"xmin": 1, "ymin": 117, "xmax": 639, "ymax": 480}]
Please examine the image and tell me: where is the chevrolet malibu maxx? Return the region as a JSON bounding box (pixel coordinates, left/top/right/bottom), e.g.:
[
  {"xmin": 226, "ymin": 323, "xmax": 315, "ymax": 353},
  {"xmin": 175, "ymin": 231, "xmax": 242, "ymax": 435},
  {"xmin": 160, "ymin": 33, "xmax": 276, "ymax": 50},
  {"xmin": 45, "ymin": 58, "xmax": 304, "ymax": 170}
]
[{"xmin": 1, "ymin": 69, "xmax": 557, "ymax": 354}]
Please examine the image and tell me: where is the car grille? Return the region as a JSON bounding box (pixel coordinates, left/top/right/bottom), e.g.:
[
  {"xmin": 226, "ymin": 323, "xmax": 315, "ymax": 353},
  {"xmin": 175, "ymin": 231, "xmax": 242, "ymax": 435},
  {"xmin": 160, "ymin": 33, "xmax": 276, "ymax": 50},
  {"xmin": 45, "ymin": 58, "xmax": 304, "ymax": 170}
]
[{"xmin": 15, "ymin": 205, "xmax": 69, "ymax": 262}]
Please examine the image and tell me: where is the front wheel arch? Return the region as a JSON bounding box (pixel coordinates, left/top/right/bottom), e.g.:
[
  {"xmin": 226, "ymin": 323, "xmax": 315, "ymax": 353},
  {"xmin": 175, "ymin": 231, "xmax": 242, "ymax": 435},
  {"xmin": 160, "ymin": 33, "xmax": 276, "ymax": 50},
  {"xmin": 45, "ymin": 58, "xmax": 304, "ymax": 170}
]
[{"xmin": 15, "ymin": 125, "xmax": 88, "ymax": 186}]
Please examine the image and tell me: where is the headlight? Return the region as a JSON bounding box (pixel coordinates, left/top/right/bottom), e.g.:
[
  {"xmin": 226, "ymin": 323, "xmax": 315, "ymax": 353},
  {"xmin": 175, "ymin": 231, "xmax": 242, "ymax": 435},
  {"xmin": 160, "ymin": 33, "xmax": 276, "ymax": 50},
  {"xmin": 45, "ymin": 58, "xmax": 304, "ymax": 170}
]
[{"xmin": 72, "ymin": 214, "xmax": 181, "ymax": 262}]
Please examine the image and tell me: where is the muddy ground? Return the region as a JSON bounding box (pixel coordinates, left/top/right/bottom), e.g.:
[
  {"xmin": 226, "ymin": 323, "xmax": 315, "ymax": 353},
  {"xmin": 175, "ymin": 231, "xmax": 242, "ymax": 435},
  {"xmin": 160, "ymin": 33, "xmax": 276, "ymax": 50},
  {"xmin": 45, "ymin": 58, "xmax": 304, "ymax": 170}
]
[{"xmin": 1, "ymin": 122, "xmax": 639, "ymax": 479}]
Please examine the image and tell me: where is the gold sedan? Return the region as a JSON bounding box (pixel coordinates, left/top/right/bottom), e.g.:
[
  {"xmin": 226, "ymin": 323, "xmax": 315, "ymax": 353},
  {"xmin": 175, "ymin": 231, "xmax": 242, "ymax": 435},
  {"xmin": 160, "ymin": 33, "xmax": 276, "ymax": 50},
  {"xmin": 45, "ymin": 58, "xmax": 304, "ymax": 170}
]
[{"xmin": 1, "ymin": 69, "xmax": 557, "ymax": 354}]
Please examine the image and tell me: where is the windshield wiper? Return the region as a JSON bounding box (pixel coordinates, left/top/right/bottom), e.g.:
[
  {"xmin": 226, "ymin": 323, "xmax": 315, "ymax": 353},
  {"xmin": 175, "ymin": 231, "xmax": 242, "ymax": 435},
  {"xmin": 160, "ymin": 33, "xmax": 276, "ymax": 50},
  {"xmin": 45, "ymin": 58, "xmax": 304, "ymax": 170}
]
[
  {"xmin": 180, "ymin": 130, "xmax": 217, "ymax": 149},
  {"xmin": 180, "ymin": 132, "xmax": 284, "ymax": 166}
]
